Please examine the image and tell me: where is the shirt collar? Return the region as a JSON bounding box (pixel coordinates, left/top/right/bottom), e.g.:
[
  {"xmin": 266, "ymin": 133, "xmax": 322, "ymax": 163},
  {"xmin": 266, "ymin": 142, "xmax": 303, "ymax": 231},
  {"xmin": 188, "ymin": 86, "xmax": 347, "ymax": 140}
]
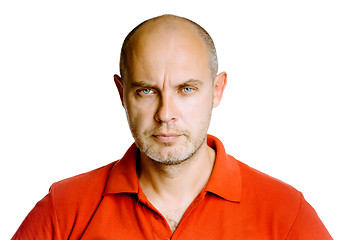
[
  {"xmin": 103, "ymin": 143, "xmax": 140, "ymax": 196},
  {"xmin": 103, "ymin": 135, "xmax": 242, "ymax": 203},
  {"xmin": 205, "ymin": 135, "xmax": 242, "ymax": 202}
]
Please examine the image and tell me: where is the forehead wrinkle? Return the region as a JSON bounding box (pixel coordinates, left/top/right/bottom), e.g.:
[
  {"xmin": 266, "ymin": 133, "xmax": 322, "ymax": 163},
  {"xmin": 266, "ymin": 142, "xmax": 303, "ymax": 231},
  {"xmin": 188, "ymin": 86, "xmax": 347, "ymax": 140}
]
[
  {"xmin": 125, "ymin": 22, "xmax": 211, "ymax": 91},
  {"xmin": 130, "ymin": 78, "xmax": 203, "ymax": 90},
  {"xmin": 120, "ymin": 15, "xmax": 218, "ymax": 82},
  {"xmin": 129, "ymin": 21, "xmax": 209, "ymax": 68}
]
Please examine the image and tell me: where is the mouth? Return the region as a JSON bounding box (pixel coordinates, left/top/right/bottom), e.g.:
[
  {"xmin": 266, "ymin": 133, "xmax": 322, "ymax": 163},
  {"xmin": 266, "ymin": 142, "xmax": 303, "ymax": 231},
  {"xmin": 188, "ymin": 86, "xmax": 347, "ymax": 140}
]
[{"xmin": 152, "ymin": 133, "xmax": 182, "ymax": 143}]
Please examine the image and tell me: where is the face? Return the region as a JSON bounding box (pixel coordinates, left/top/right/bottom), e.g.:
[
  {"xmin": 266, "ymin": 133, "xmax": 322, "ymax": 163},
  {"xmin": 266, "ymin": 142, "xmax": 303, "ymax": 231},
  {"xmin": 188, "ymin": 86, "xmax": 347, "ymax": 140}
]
[{"xmin": 117, "ymin": 23, "xmax": 226, "ymax": 165}]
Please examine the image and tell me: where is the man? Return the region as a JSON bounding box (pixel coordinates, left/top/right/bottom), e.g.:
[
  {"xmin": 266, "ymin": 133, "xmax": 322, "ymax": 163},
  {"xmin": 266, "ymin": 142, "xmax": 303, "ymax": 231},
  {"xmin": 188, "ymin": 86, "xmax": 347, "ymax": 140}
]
[{"xmin": 13, "ymin": 14, "xmax": 332, "ymax": 239}]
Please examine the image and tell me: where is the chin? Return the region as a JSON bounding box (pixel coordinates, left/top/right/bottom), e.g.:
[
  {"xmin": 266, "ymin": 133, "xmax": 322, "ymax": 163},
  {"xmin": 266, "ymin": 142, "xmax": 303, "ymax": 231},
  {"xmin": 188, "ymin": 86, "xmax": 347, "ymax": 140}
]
[{"xmin": 145, "ymin": 145, "xmax": 195, "ymax": 164}]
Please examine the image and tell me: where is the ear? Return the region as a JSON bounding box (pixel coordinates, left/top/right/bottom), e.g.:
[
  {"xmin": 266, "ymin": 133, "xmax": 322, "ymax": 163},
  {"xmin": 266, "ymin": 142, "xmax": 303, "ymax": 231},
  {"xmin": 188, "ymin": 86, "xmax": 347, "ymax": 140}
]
[
  {"xmin": 212, "ymin": 71, "xmax": 227, "ymax": 108},
  {"xmin": 114, "ymin": 74, "xmax": 125, "ymax": 107}
]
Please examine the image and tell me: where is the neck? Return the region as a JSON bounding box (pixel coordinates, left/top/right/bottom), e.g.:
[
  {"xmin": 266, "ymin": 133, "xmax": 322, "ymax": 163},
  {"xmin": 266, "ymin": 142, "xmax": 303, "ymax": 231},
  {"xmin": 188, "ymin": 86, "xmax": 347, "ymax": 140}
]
[
  {"xmin": 138, "ymin": 142, "xmax": 216, "ymax": 233},
  {"xmin": 138, "ymin": 142, "xmax": 216, "ymax": 202}
]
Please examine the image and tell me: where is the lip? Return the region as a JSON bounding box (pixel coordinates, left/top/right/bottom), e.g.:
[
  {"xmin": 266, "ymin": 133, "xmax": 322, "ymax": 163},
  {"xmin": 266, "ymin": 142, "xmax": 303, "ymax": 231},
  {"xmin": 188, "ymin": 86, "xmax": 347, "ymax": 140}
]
[{"xmin": 152, "ymin": 133, "xmax": 182, "ymax": 143}]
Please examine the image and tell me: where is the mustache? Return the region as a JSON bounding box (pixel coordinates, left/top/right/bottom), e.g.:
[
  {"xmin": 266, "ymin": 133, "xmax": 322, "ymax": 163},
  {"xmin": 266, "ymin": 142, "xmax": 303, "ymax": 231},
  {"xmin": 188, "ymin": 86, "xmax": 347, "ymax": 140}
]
[{"xmin": 145, "ymin": 124, "xmax": 190, "ymax": 136}]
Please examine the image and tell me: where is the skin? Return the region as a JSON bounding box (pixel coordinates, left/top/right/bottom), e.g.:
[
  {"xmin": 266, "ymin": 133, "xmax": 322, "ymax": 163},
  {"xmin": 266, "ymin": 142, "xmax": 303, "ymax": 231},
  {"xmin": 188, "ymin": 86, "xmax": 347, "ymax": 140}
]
[{"xmin": 114, "ymin": 17, "xmax": 227, "ymax": 233}]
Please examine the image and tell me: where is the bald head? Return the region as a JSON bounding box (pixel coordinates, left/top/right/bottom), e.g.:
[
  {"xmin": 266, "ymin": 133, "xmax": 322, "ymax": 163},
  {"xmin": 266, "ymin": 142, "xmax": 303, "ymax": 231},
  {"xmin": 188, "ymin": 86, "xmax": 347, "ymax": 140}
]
[{"xmin": 119, "ymin": 14, "xmax": 218, "ymax": 81}]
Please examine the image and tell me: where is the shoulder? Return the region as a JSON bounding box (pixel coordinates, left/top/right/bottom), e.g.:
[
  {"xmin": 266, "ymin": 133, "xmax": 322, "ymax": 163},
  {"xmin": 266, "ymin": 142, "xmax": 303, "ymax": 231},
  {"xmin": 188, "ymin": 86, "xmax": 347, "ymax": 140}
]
[
  {"xmin": 227, "ymin": 155, "xmax": 332, "ymax": 238},
  {"xmin": 12, "ymin": 161, "xmax": 119, "ymax": 239},
  {"xmin": 49, "ymin": 161, "xmax": 118, "ymax": 224},
  {"xmin": 231, "ymin": 155, "xmax": 301, "ymax": 201},
  {"xmin": 229, "ymin": 155, "xmax": 302, "ymax": 220},
  {"xmin": 50, "ymin": 162, "xmax": 116, "ymax": 202},
  {"xmin": 50, "ymin": 161, "xmax": 117, "ymax": 208}
]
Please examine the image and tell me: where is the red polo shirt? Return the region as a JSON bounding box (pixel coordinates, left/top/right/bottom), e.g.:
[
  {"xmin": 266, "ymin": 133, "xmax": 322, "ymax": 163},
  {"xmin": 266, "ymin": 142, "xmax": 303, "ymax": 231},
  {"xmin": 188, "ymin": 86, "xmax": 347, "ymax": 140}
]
[{"xmin": 13, "ymin": 135, "xmax": 332, "ymax": 239}]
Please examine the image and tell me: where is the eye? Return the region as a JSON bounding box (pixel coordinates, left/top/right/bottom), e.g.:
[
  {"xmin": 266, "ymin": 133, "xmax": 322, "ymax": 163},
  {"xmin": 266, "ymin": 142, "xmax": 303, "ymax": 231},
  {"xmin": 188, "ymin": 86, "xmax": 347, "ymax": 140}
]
[
  {"xmin": 181, "ymin": 87, "xmax": 194, "ymax": 93},
  {"xmin": 141, "ymin": 89, "xmax": 152, "ymax": 94},
  {"xmin": 137, "ymin": 88, "xmax": 155, "ymax": 96}
]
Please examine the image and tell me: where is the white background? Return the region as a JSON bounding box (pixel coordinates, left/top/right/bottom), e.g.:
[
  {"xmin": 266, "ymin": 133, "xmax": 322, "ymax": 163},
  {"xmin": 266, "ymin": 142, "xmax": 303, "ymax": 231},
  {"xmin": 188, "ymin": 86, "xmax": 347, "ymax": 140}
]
[{"xmin": 1, "ymin": 0, "xmax": 359, "ymax": 239}]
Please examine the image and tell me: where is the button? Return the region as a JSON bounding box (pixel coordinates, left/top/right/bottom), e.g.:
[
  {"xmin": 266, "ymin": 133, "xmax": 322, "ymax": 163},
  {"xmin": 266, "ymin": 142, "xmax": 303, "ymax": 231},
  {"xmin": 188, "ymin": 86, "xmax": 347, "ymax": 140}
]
[{"xmin": 153, "ymin": 213, "xmax": 159, "ymax": 220}]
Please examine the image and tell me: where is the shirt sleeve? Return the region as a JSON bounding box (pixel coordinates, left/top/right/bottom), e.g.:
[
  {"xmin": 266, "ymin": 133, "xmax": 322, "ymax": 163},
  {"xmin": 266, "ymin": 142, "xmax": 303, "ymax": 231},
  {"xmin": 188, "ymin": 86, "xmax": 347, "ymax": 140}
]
[
  {"xmin": 285, "ymin": 193, "xmax": 333, "ymax": 240},
  {"xmin": 11, "ymin": 184, "xmax": 61, "ymax": 240}
]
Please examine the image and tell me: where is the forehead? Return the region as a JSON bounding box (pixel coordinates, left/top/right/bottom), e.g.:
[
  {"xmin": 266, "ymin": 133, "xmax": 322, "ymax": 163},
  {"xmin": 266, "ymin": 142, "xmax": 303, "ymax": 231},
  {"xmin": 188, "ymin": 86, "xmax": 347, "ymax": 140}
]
[{"xmin": 123, "ymin": 21, "xmax": 212, "ymax": 84}]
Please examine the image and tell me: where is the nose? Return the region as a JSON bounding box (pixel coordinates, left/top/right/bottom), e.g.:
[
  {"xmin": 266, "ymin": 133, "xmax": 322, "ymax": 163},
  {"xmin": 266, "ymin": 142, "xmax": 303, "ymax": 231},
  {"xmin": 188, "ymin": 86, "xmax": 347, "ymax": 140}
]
[{"xmin": 154, "ymin": 93, "xmax": 177, "ymax": 123}]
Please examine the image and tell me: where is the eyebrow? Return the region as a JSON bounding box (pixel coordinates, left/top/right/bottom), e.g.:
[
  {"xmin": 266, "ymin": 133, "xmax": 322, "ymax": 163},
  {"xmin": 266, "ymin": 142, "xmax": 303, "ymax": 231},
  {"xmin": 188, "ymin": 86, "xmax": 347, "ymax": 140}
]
[
  {"xmin": 178, "ymin": 79, "xmax": 203, "ymax": 88},
  {"xmin": 130, "ymin": 80, "xmax": 155, "ymax": 88},
  {"xmin": 130, "ymin": 79, "xmax": 203, "ymax": 89}
]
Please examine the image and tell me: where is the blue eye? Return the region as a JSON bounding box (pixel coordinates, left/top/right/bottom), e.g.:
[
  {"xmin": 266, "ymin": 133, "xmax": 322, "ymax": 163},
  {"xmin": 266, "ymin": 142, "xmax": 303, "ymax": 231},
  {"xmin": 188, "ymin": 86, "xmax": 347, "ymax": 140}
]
[
  {"xmin": 142, "ymin": 89, "xmax": 152, "ymax": 94},
  {"xmin": 137, "ymin": 88, "xmax": 155, "ymax": 96},
  {"xmin": 182, "ymin": 87, "xmax": 193, "ymax": 93},
  {"xmin": 138, "ymin": 89, "xmax": 156, "ymax": 95}
]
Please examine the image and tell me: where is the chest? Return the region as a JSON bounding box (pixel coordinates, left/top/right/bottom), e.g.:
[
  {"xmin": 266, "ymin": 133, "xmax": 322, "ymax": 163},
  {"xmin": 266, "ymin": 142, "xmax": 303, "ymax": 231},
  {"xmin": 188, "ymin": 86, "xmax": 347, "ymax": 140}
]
[
  {"xmin": 157, "ymin": 206, "xmax": 186, "ymax": 233},
  {"xmin": 76, "ymin": 194, "xmax": 288, "ymax": 240}
]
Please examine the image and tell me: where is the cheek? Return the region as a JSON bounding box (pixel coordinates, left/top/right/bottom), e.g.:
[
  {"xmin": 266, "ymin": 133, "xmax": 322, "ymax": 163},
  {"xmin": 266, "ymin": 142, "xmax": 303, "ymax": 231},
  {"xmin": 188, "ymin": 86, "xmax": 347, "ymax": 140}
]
[
  {"xmin": 125, "ymin": 98, "xmax": 158, "ymax": 127},
  {"xmin": 179, "ymin": 94, "xmax": 213, "ymax": 124}
]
